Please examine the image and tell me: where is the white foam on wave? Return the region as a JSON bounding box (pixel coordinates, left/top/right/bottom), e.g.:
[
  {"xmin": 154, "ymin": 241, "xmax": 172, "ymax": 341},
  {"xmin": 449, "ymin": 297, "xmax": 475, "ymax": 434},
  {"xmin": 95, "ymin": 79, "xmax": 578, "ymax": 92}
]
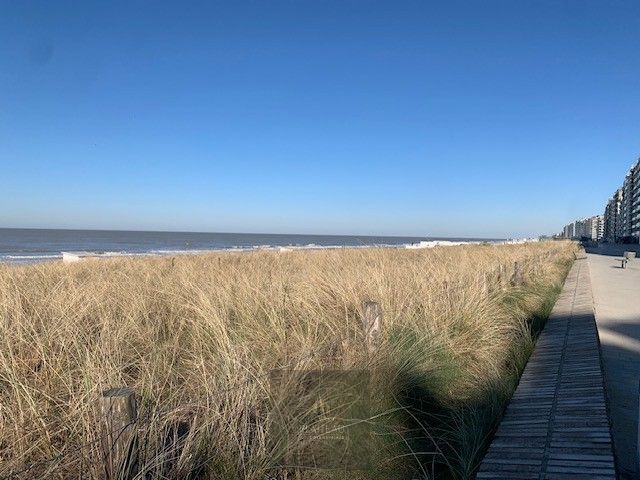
[
  {"xmin": 405, "ymin": 240, "xmax": 478, "ymax": 249},
  {"xmin": 102, "ymin": 251, "xmax": 156, "ymax": 257},
  {"xmin": 404, "ymin": 238, "xmax": 536, "ymax": 249},
  {"xmin": 150, "ymin": 249, "xmax": 229, "ymax": 256}
]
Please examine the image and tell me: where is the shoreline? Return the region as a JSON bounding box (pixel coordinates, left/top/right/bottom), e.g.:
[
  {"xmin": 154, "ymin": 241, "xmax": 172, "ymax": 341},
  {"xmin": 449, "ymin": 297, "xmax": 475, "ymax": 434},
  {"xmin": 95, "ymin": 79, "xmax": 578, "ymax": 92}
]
[{"xmin": 1, "ymin": 238, "xmax": 540, "ymax": 266}]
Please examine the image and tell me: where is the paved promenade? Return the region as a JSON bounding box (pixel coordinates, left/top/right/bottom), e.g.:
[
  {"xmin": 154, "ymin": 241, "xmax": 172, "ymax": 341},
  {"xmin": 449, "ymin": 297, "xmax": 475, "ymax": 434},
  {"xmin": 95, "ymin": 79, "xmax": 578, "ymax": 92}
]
[
  {"xmin": 477, "ymin": 259, "xmax": 616, "ymax": 479},
  {"xmin": 588, "ymin": 249, "xmax": 640, "ymax": 479}
]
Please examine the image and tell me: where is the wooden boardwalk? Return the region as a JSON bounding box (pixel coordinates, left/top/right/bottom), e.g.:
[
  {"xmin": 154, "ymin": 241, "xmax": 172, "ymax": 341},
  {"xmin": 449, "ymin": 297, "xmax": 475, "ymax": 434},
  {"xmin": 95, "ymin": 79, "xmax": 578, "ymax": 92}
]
[{"xmin": 477, "ymin": 259, "xmax": 617, "ymax": 479}]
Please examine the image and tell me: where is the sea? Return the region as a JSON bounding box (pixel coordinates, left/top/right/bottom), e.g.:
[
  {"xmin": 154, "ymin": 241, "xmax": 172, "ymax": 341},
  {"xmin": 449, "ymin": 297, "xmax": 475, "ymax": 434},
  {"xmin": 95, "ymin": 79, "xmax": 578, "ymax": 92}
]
[{"xmin": 0, "ymin": 228, "xmax": 505, "ymax": 264}]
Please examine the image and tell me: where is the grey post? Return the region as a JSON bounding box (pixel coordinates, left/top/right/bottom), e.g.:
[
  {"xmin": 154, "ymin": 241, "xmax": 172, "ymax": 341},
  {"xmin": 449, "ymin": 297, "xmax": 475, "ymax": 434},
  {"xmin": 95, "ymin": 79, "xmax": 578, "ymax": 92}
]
[
  {"xmin": 100, "ymin": 387, "xmax": 138, "ymax": 480},
  {"xmin": 511, "ymin": 261, "xmax": 524, "ymax": 287},
  {"xmin": 361, "ymin": 301, "xmax": 382, "ymax": 355},
  {"xmin": 498, "ymin": 264, "xmax": 507, "ymax": 289}
]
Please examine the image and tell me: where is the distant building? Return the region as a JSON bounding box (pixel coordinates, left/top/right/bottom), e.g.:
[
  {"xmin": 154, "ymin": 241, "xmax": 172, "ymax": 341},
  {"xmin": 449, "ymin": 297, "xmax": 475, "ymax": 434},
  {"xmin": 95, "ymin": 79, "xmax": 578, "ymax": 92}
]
[
  {"xmin": 604, "ymin": 189, "xmax": 623, "ymax": 242},
  {"xmin": 561, "ymin": 215, "xmax": 603, "ymax": 241},
  {"xmin": 616, "ymin": 160, "xmax": 640, "ymax": 242},
  {"xmin": 563, "ymin": 222, "xmax": 575, "ymax": 239},
  {"xmin": 621, "ymin": 168, "xmax": 634, "ymax": 238},
  {"xmin": 574, "ymin": 219, "xmax": 589, "ymax": 239},
  {"xmin": 632, "ymin": 161, "xmax": 640, "ymax": 238},
  {"xmin": 591, "ymin": 215, "xmax": 604, "ymax": 241},
  {"xmin": 569, "ymin": 158, "xmax": 640, "ymax": 244}
]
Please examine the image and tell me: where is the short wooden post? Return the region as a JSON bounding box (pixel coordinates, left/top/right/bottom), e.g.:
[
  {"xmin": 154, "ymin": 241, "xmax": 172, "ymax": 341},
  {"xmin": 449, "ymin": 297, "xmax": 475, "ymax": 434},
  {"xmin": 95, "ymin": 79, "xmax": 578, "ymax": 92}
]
[
  {"xmin": 361, "ymin": 301, "xmax": 382, "ymax": 355},
  {"xmin": 482, "ymin": 273, "xmax": 489, "ymax": 296},
  {"xmin": 531, "ymin": 262, "xmax": 539, "ymax": 277},
  {"xmin": 100, "ymin": 387, "xmax": 138, "ymax": 480},
  {"xmin": 511, "ymin": 261, "xmax": 524, "ymax": 287}
]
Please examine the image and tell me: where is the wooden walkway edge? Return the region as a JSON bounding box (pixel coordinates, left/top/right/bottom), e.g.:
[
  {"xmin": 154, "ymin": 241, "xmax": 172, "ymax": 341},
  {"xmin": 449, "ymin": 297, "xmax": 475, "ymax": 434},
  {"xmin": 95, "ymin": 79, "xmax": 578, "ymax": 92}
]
[{"xmin": 477, "ymin": 259, "xmax": 617, "ymax": 479}]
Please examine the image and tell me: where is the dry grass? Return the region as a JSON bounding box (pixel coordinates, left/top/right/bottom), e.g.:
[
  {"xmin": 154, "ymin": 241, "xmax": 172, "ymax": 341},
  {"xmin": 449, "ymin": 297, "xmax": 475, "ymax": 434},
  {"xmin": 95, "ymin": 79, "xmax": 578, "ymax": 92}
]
[{"xmin": 0, "ymin": 241, "xmax": 576, "ymax": 479}]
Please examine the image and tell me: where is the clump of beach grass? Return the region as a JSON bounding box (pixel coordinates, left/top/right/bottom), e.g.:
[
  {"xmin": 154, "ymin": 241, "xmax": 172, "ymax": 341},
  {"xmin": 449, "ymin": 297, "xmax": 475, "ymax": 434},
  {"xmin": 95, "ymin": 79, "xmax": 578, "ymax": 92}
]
[{"xmin": 0, "ymin": 241, "xmax": 576, "ymax": 479}]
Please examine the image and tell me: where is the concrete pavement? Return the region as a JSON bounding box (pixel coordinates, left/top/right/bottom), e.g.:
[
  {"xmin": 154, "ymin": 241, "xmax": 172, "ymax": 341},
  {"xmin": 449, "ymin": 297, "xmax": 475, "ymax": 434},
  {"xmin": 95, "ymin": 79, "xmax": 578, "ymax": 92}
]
[{"xmin": 588, "ymin": 249, "xmax": 640, "ymax": 479}]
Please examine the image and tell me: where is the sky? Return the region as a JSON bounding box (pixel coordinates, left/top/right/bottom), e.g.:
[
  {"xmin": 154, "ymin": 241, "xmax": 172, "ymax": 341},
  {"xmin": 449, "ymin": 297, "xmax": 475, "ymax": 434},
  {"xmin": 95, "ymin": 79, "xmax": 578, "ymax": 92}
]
[{"xmin": 1, "ymin": 1, "xmax": 640, "ymax": 238}]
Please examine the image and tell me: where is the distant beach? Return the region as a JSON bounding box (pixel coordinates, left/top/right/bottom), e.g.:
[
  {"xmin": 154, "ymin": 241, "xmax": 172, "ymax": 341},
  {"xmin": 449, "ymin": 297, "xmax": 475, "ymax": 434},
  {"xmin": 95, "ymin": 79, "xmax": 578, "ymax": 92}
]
[{"xmin": 0, "ymin": 228, "xmax": 512, "ymax": 265}]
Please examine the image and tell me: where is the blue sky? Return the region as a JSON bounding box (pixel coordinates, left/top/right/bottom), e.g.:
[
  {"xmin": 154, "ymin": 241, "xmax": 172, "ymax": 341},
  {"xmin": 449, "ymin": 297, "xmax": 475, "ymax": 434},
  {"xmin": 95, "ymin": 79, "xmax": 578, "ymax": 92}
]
[{"xmin": 1, "ymin": 1, "xmax": 639, "ymax": 238}]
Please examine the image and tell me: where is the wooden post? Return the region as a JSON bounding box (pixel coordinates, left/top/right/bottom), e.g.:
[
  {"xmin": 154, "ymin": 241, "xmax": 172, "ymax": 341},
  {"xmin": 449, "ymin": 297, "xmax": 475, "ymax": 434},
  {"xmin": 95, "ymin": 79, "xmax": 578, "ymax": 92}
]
[
  {"xmin": 361, "ymin": 301, "xmax": 382, "ymax": 355},
  {"xmin": 100, "ymin": 387, "xmax": 138, "ymax": 480},
  {"xmin": 511, "ymin": 261, "xmax": 524, "ymax": 287},
  {"xmin": 493, "ymin": 264, "xmax": 505, "ymax": 291}
]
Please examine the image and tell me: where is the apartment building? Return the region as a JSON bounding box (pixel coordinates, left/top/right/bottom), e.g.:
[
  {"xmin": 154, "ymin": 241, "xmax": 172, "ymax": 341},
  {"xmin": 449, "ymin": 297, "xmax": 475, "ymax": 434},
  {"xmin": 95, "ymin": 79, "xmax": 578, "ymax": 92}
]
[
  {"xmin": 563, "ymin": 223, "xmax": 575, "ymax": 239},
  {"xmin": 591, "ymin": 215, "xmax": 604, "ymax": 241},
  {"xmin": 603, "ymin": 189, "xmax": 623, "ymax": 242},
  {"xmin": 561, "ymin": 158, "xmax": 640, "ymax": 243},
  {"xmin": 632, "ymin": 161, "xmax": 640, "ymax": 238},
  {"xmin": 601, "ymin": 159, "xmax": 640, "ymax": 243},
  {"xmin": 561, "ymin": 215, "xmax": 603, "ymax": 241}
]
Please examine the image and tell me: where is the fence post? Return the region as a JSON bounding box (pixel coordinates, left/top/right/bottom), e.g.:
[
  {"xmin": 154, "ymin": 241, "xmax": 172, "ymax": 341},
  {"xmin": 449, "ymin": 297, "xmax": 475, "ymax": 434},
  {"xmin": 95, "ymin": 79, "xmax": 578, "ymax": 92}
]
[
  {"xmin": 361, "ymin": 301, "xmax": 382, "ymax": 355},
  {"xmin": 497, "ymin": 264, "xmax": 505, "ymax": 288},
  {"xmin": 511, "ymin": 261, "xmax": 524, "ymax": 287},
  {"xmin": 100, "ymin": 387, "xmax": 138, "ymax": 480}
]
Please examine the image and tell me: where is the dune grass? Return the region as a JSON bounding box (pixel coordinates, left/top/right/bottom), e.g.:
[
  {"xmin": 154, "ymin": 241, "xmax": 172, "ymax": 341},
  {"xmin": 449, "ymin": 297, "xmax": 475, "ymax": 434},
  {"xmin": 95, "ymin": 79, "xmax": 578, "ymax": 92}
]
[{"xmin": 0, "ymin": 241, "xmax": 576, "ymax": 479}]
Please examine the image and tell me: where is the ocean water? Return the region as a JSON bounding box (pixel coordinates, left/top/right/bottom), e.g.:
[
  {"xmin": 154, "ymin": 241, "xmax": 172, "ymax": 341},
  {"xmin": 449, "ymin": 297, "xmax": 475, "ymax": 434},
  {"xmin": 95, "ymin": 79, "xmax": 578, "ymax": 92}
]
[{"xmin": 0, "ymin": 228, "xmax": 503, "ymax": 264}]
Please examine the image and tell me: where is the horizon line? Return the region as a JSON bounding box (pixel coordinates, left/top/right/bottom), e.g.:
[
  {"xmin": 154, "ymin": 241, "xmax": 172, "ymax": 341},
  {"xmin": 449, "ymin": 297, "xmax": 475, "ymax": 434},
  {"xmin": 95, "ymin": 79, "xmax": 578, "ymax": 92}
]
[{"xmin": 0, "ymin": 226, "xmax": 511, "ymax": 241}]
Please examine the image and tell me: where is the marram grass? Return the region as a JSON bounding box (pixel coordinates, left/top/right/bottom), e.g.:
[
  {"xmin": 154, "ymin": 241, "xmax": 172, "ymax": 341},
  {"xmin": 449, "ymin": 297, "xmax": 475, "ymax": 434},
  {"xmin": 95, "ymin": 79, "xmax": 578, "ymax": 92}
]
[{"xmin": 0, "ymin": 241, "xmax": 576, "ymax": 479}]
